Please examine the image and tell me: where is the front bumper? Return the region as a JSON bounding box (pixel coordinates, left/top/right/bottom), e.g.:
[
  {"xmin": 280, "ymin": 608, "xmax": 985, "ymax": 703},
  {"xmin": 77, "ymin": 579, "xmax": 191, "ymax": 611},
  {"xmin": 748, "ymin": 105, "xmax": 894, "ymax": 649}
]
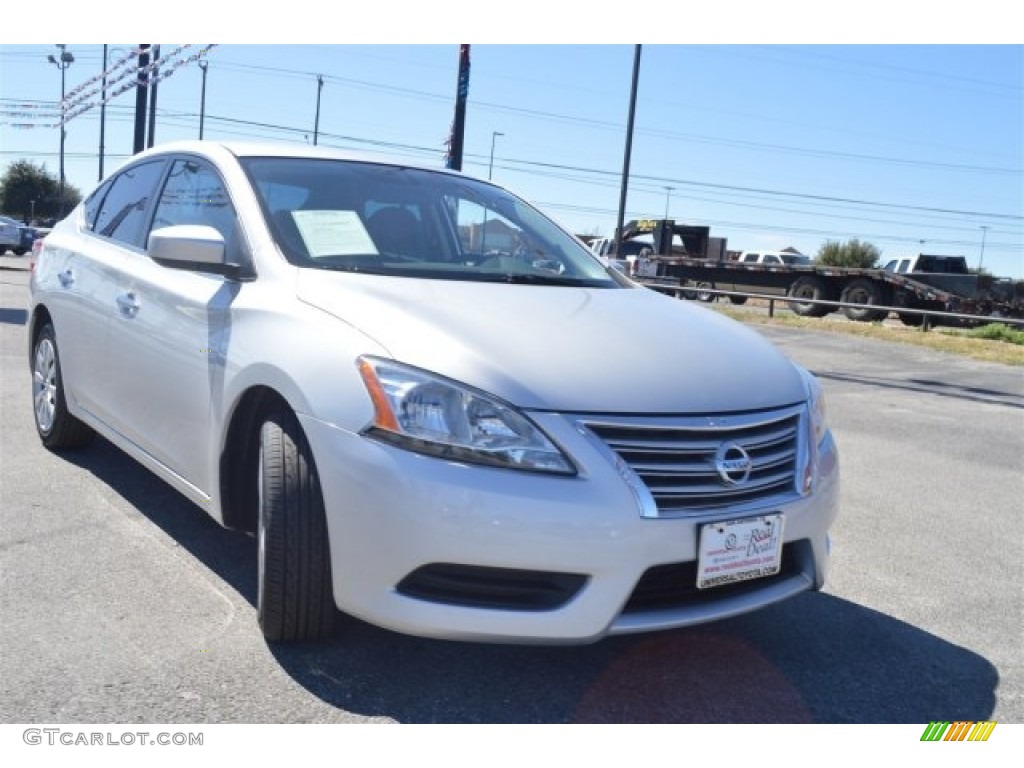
[{"xmin": 298, "ymin": 411, "xmax": 839, "ymax": 644}]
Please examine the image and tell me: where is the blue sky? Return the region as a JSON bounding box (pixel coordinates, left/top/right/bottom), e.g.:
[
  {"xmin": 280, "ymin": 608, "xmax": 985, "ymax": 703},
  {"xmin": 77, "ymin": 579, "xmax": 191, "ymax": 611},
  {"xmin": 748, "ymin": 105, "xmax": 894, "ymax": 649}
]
[{"xmin": 2, "ymin": 35, "xmax": 1022, "ymax": 277}]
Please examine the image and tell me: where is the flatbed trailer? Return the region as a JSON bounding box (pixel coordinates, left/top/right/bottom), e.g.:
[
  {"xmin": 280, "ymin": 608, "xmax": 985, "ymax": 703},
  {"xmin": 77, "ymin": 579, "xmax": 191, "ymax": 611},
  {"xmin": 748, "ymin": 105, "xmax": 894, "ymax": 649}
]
[{"xmin": 658, "ymin": 257, "xmax": 997, "ymax": 323}]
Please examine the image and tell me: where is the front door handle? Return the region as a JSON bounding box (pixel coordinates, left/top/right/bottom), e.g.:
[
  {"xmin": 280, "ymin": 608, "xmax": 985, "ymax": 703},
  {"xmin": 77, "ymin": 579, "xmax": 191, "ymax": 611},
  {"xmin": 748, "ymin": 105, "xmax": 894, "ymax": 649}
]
[{"xmin": 116, "ymin": 292, "xmax": 140, "ymax": 317}]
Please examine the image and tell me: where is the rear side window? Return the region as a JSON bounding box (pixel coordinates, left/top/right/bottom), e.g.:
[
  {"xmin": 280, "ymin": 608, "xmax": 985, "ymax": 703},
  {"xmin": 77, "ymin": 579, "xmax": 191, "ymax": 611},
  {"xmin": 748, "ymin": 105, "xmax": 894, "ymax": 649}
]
[
  {"xmin": 82, "ymin": 179, "xmax": 113, "ymax": 231},
  {"xmin": 92, "ymin": 160, "xmax": 166, "ymax": 247}
]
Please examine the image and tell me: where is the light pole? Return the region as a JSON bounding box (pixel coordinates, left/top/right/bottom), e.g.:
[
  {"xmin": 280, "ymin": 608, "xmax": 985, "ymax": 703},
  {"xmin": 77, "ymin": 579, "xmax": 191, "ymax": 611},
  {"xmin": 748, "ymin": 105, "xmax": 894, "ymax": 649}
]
[
  {"xmin": 47, "ymin": 44, "xmax": 74, "ymax": 218},
  {"xmin": 979, "ymin": 225, "xmax": 988, "ymax": 271},
  {"xmin": 664, "ymin": 186, "xmax": 674, "ymax": 219},
  {"xmin": 488, "ymin": 131, "xmax": 504, "ymax": 180}
]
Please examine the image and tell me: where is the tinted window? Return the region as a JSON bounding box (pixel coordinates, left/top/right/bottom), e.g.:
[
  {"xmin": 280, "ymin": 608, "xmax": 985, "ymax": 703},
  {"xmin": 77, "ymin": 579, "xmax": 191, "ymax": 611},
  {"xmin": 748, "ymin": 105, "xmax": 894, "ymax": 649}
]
[{"xmin": 92, "ymin": 161, "xmax": 165, "ymax": 246}]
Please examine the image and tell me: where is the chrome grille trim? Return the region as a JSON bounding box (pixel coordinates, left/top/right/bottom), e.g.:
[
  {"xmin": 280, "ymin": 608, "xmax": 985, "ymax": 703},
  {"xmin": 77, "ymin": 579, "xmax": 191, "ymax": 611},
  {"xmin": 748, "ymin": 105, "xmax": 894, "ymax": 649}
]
[{"xmin": 579, "ymin": 405, "xmax": 807, "ymax": 517}]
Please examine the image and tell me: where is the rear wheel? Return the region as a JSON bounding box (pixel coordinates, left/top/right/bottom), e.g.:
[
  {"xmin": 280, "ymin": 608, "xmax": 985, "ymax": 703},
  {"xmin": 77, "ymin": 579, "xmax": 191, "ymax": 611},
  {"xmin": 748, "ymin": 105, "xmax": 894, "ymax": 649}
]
[
  {"xmin": 786, "ymin": 276, "xmax": 832, "ymax": 317},
  {"xmin": 727, "ymin": 295, "xmax": 748, "ymax": 305},
  {"xmin": 257, "ymin": 409, "xmax": 335, "ymax": 642},
  {"xmin": 840, "ymin": 278, "xmax": 888, "ymax": 322},
  {"xmin": 32, "ymin": 323, "xmax": 94, "ymax": 449}
]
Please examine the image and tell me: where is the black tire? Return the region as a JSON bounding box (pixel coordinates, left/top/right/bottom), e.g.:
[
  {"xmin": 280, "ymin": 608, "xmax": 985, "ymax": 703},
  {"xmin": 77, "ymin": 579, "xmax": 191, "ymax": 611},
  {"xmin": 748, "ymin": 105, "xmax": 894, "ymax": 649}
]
[
  {"xmin": 257, "ymin": 409, "xmax": 335, "ymax": 642},
  {"xmin": 840, "ymin": 278, "xmax": 888, "ymax": 322},
  {"xmin": 31, "ymin": 323, "xmax": 94, "ymax": 450},
  {"xmin": 727, "ymin": 295, "xmax": 748, "ymax": 305},
  {"xmin": 786, "ymin": 276, "xmax": 832, "ymax": 317},
  {"xmin": 898, "ymin": 312, "xmax": 924, "ymax": 327},
  {"xmin": 694, "ymin": 280, "xmax": 716, "ymax": 303}
]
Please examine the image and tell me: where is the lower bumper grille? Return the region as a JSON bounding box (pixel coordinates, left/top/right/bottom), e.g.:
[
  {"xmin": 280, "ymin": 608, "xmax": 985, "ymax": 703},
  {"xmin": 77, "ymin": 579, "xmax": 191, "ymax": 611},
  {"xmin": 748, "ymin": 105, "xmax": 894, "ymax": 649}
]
[
  {"xmin": 623, "ymin": 540, "xmax": 805, "ymax": 613},
  {"xmin": 396, "ymin": 563, "xmax": 588, "ymax": 611}
]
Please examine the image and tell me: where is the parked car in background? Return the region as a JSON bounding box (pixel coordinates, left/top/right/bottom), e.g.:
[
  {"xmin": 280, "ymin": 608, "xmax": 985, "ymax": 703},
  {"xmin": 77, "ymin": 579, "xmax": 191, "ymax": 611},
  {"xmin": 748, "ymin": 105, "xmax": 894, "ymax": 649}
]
[
  {"xmin": 29, "ymin": 140, "xmax": 839, "ymax": 645},
  {"xmin": 736, "ymin": 250, "xmax": 812, "ymax": 266},
  {"xmin": 0, "ymin": 215, "xmax": 37, "ymax": 255}
]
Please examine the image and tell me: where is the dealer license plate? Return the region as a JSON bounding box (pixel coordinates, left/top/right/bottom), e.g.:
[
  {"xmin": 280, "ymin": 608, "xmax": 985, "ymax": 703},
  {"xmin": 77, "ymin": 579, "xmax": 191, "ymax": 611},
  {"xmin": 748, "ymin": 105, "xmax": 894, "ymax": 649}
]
[{"xmin": 696, "ymin": 514, "xmax": 784, "ymax": 589}]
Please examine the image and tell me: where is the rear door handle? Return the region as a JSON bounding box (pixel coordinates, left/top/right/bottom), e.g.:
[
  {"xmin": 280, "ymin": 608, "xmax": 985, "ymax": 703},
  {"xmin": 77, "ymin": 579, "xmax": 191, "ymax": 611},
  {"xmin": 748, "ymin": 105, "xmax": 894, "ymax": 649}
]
[
  {"xmin": 116, "ymin": 292, "xmax": 140, "ymax": 317},
  {"xmin": 58, "ymin": 268, "xmax": 74, "ymax": 287}
]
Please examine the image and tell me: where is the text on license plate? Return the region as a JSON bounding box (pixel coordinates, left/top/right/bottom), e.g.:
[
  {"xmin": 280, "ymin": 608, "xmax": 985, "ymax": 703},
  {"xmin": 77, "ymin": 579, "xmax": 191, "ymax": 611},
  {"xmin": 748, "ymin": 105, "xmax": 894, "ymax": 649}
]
[{"xmin": 696, "ymin": 514, "xmax": 785, "ymax": 590}]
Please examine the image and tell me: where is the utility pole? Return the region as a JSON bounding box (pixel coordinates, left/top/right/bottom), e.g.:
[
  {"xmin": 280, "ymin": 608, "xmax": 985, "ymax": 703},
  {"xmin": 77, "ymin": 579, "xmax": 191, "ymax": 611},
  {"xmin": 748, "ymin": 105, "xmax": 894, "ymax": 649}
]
[
  {"xmin": 488, "ymin": 131, "xmax": 503, "ymax": 180},
  {"xmin": 615, "ymin": 45, "xmax": 642, "ymax": 256},
  {"xmin": 979, "ymin": 225, "xmax": 989, "ymax": 271},
  {"xmin": 664, "ymin": 186, "xmax": 674, "ymax": 219},
  {"xmin": 445, "ymin": 45, "xmax": 470, "ymax": 171},
  {"xmin": 133, "ymin": 45, "xmax": 151, "ymax": 154},
  {"xmin": 198, "ymin": 61, "xmax": 208, "ymax": 139},
  {"xmin": 99, "ymin": 44, "xmax": 107, "ymax": 180},
  {"xmin": 313, "ymin": 75, "xmax": 323, "ymax": 146},
  {"xmin": 147, "ymin": 44, "xmax": 160, "ymax": 148}
]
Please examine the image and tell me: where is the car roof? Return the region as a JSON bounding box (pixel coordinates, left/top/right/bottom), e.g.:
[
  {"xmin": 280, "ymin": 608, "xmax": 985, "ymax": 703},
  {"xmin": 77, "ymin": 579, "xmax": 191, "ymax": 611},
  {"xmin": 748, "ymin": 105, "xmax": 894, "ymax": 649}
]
[{"xmin": 127, "ymin": 139, "xmax": 457, "ymax": 178}]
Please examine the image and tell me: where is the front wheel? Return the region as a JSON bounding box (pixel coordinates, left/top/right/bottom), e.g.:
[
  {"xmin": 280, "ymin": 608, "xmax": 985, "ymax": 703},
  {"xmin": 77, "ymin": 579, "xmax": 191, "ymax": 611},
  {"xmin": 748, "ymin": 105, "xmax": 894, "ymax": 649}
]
[
  {"xmin": 32, "ymin": 323, "xmax": 94, "ymax": 449},
  {"xmin": 257, "ymin": 409, "xmax": 336, "ymax": 642}
]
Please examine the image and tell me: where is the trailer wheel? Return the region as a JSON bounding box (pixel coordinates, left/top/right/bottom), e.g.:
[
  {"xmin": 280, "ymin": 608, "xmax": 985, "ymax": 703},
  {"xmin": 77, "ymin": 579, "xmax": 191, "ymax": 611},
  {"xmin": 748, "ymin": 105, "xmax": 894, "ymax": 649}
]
[
  {"xmin": 841, "ymin": 279, "xmax": 888, "ymax": 322},
  {"xmin": 898, "ymin": 312, "xmax": 924, "ymax": 327},
  {"xmin": 786, "ymin": 276, "xmax": 832, "ymax": 317},
  {"xmin": 727, "ymin": 295, "xmax": 748, "ymax": 305},
  {"xmin": 694, "ymin": 281, "xmax": 716, "ymax": 303}
]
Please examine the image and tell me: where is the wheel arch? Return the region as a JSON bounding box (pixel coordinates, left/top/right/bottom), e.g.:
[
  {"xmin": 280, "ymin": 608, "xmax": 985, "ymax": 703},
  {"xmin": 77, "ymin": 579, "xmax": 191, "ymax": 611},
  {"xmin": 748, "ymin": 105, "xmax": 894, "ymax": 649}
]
[
  {"xmin": 28, "ymin": 304, "xmax": 54, "ymax": 364},
  {"xmin": 219, "ymin": 385, "xmax": 294, "ymax": 534}
]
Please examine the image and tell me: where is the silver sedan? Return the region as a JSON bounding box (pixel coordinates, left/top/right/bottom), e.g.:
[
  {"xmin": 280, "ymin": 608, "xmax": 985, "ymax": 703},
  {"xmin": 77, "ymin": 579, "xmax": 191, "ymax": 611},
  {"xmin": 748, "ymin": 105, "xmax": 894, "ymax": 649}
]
[{"xmin": 29, "ymin": 140, "xmax": 839, "ymax": 643}]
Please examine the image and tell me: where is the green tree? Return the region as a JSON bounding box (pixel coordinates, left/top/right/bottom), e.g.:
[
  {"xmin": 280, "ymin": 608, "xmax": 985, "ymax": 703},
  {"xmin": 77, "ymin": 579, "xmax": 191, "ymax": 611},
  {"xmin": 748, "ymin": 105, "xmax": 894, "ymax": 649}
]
[
  {"xmin": 0, "ymin": 160, "xmax": 82, "ymax": 223},
  {"xmin": 815, "ymin": 238, "xmax": 881, "ymax": 269}
]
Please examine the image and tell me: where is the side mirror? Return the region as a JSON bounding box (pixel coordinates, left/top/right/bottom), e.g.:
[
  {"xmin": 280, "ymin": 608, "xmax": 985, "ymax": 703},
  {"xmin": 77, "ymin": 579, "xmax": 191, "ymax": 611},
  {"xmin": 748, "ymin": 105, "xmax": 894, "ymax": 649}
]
[{"xmin": 147, "ymin": 224, "xmax": 244, "ymax": 279}]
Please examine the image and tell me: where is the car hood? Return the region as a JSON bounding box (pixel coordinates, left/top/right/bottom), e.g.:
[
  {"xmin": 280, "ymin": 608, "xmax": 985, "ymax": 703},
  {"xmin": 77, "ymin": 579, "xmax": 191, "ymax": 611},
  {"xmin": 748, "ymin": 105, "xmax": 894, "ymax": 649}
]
[{"xmin": 296, "ymin": 271, "xmax": 807, "ymax": 413}]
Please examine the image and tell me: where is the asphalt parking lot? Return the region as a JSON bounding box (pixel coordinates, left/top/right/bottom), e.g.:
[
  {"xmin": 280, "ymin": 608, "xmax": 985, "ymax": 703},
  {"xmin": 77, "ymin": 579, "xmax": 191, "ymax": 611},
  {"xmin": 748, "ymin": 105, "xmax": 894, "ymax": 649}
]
[{"xmin": 1, "ymin": 256, "xmax": 1022, "ymax": 723}]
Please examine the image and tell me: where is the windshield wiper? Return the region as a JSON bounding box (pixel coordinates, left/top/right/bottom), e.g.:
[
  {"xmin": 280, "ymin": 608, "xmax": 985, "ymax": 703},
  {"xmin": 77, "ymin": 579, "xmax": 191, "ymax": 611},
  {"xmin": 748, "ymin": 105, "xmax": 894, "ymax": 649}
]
[{"xmin": 495, "ymin": 273, "xmax": 599, "ymax": 286}]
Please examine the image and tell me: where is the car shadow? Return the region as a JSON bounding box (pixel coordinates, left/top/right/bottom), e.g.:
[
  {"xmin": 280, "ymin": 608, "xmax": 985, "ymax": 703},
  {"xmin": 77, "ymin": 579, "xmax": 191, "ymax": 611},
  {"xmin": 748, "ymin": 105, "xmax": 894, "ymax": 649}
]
[
  {"xmin": 63, "ymin": 437, "xmax": 998, "ymax": 724},
  {"xmin": 814, "ymin": 370, "xmax": 1024, "ymax": 409}
]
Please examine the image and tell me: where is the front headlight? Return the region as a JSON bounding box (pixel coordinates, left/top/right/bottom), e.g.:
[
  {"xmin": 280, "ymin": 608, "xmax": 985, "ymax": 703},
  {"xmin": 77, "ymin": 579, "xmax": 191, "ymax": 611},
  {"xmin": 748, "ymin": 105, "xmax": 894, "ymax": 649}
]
[{"xmin": 357, "ymin": 356, "xmax": 576, "ymax": 475}]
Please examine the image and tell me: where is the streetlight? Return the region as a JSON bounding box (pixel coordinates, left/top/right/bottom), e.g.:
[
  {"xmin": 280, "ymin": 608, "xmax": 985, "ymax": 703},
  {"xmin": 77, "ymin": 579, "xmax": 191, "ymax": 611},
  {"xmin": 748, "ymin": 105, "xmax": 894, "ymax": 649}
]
[
  {"xmin": 664, "ymin": 186, "xmax": 675, "ymax": 219},
  {"xmin": 47, "ymin": 44, "xmax": 74, "ymax": 218},
  {"xmin": 488, "ymin": 131, "xmax": 504, "ymax": 180}
]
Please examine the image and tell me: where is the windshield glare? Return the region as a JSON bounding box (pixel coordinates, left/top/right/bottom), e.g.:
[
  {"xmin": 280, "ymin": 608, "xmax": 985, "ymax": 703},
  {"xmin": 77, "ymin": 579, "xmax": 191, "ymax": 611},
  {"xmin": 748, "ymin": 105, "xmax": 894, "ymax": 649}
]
[{"xmin": 242, "ymin": 158, "xmax": 618, "ymax": 287}]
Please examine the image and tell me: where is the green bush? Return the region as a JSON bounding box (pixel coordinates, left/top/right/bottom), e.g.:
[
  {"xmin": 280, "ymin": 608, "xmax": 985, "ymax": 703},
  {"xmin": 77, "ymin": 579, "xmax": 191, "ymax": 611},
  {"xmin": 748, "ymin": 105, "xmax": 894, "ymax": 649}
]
[{"xmin": 966, "ymin": 323, "xmax": 1024, "ymax": 345}]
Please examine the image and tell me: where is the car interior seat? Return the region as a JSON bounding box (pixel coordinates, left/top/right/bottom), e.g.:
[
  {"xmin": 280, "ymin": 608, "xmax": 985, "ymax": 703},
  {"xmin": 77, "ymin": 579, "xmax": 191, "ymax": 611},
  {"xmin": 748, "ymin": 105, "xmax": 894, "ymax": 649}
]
[{"xmin": 365, "ymin": 206, "xmax": 422, "ymax": 259}]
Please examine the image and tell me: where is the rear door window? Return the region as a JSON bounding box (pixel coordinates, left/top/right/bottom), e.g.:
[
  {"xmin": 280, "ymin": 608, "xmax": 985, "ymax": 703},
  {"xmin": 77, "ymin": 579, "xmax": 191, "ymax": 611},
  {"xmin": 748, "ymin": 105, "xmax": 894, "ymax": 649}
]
[{"xmin": 92, "ymin": 160, "xmax": 166, "ymax": 247}]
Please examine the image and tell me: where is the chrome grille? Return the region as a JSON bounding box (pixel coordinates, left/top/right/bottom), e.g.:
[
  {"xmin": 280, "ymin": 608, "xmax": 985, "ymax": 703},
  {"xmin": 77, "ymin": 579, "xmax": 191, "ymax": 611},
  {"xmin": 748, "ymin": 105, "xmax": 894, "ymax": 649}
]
[{"xmin": 583, "ymin": 406, "xmax": 804, "ymax": 515}]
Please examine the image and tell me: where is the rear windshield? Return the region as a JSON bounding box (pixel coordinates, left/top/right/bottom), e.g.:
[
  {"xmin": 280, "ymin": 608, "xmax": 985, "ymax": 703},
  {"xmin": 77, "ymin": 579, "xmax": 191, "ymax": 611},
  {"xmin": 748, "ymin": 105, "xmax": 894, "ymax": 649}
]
[{"xmin": 241, "ymin": 157, "xmax": 620, "ymax": 288}]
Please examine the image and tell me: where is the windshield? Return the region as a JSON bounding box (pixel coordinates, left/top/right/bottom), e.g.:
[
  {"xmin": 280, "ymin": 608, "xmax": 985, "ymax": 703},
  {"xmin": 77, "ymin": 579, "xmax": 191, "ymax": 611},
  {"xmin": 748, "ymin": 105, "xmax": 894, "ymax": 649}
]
[{"xmin": 241, "ymin": 158, "xmax": 619, "ymax": 287}]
